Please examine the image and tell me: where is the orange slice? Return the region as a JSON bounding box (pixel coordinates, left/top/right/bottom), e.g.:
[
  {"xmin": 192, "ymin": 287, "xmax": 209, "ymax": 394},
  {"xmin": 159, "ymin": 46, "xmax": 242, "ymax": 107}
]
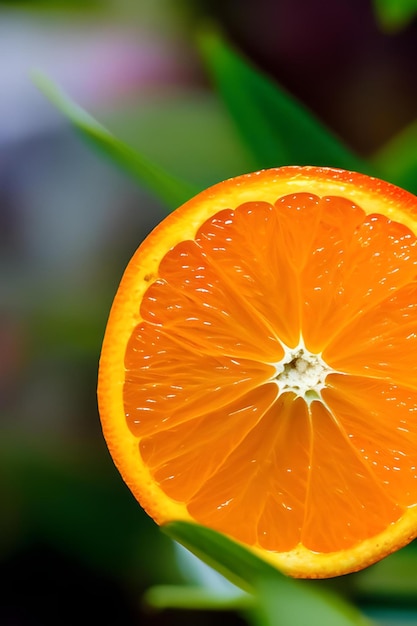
[{"xmin": 98, "ymin": 165, "xmax": 417, "ymax": 578}]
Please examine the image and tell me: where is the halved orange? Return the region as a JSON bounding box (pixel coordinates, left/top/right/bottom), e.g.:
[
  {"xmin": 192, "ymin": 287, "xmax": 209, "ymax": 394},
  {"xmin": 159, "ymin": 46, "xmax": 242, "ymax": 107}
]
[{"xmin": 98, "ymin": 165, "xmax": 417, "ymax": 578}]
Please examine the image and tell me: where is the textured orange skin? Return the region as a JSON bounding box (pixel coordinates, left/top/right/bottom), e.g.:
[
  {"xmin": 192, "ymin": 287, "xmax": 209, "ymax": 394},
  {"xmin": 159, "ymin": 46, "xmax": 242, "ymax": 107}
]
[{"xmin": 98, "ymin": 166, "xmax": 417, "ymax": 578}]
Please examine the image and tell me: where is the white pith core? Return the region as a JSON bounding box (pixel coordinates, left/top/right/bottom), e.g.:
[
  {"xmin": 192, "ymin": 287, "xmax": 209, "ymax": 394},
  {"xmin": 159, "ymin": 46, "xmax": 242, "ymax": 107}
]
[{"xmin": 273, "ymin": 340, "xmax": 333, "ymax": 403}]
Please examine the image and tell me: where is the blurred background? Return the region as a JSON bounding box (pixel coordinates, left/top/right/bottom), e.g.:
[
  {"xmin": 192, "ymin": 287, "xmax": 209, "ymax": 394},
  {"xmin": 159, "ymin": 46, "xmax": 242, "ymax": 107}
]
[{"xmin": 2, "ymin": 1, "xmax": 417, "ymax": 624}]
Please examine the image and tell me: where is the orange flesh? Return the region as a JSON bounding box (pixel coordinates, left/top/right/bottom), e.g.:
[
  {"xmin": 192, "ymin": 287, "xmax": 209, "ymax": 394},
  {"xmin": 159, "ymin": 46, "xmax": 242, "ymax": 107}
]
[{"xmin": 123, "ymin": 192, "xmax": 417, "ymax": 554}]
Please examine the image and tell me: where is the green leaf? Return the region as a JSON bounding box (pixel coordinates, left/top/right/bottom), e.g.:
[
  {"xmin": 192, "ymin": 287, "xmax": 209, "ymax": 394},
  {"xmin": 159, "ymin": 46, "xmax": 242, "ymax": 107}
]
[
  {"xmin": 351, "ymin": 543, "xmax": 417, "ymax": 600},
  {"xmin": 33, "ymin": 72, "xmax": 198, "ymax": 209},
  {"xmin": 162, "ymin": 521, "xmax": 281, "ymax": 592},
  {"xmin": 102, "ymin": 92, "xmax": 256, "ymax": 190},
  {"xmin": 144, "ymin": 584, "xmax": 252, "ymax": 611},
  {"xmin": 372, "ymin": 119, "xmax": 417, "ymax": 195},
  {"xmin": 249, "ymin": 578, "xmax": 372, "ymax": 626},
  {"xmin": 372, "ymin": 0, "xmax": 417, "ymax": 31},
  {"xmin": 162, "ymin": 522, "xmax": 371, "ymax": 626},
  {"xmin": 198, "ymin": 28, "xmax": 371, "ymax": 174}
]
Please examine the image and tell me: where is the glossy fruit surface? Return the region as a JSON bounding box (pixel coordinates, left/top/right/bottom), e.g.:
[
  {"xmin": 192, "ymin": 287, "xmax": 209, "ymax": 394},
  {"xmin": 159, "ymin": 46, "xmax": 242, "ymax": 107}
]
[{"xmin": 98, "ymin": 166, "xmax": 417, "ymax": 578}]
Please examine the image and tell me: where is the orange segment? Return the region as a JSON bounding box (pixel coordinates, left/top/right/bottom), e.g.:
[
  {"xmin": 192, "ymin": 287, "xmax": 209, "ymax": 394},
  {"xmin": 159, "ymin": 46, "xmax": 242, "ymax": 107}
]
[
  {"xmin": 98, "ymin": 165, "xmax": 417, "ymax": 578},
  {"xmin": 302, "ymin": 210, "xmax": 417, "ymax": 352},
  {"xmin": 324, "ymin": 281, "xmax": 417, "ymax": 387},
  {"xmin": 302, "ymin": 400, "xmax": 403, "ymax": 552},
  {"xmin": 145, "ymin": 384, "xmax": 279, "ymax": 506},
  {"xmin": 125, "ymin": 324, "xmax": 275, "ymax": 437},
  {"xmin": 140, "ymin": 234, "xmax": 283, "ymax": 360},
  {"xmin": 188, "ymin": 392, "xmax": 311, "ymax": 551},
  {"xmin": 324, "ymin": 376, "xmax": 417, "ymax": 503}
]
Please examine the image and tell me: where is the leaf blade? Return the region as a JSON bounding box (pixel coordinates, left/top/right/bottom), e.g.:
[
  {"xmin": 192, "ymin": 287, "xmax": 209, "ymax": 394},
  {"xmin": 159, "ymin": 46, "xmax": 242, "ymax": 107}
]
[
  {"xmin": 251, "ymin": 578, "xmax": 372, "ymax": 626},
  {"xmin": 33, "ymin": 72, "xmax": 199, "ymax": 209},
  {"xmin": 163, "ymin": 522, "xmax": 371, "ymax": 626},
  {"xmin": 198, "ymin": 28, "xmax": 372, "ymax": 174},
  {"xmin": 162, "ymin": 521, "xmax": 281, "ymax": 592},
  {"xmin": 372, "ymin": 119, "xmax": 417, "ymax": 194},
  {"xmin": 144, "ymin": 584, "xmax": 252, "ymax": 611}
]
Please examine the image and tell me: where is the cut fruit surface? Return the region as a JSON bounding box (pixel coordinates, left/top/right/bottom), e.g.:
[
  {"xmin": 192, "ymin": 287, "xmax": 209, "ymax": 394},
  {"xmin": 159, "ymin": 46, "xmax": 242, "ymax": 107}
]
[{"xmin": 98, "ymin": 166, "xmax": 417, "ymax": 578}]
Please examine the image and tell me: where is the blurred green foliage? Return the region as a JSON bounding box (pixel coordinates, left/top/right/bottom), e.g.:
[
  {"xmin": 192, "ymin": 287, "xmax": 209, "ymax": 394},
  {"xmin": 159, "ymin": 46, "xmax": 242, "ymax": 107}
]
[
  {"xmin": 37, "ymin": 17, "xmax": 417, "ymax": 625},
  {"xmin": 197, "ymin": 29, "xmax": 371, "ymax": 175},
  {"xmin": 4, "ymin": 0, "xmax": 417, "ymax": 624},
  {"xmin": 39, "ymin": 25, "xmax": 417, "ymax": 202},
  {"xmin": 34, "ymin": 73, "xmax": 199, "ymax": 209},
  {"xmin": 372, "ymin": 0, "xmax": 417, "ymax": 30}
]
